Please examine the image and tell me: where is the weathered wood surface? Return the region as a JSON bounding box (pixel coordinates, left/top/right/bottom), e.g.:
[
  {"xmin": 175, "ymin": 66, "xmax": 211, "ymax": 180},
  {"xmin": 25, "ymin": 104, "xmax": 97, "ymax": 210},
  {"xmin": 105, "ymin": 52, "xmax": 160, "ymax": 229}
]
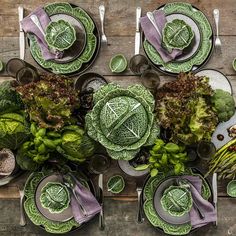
[
  {"xmin": 0, "ymin": 0, "xmax": 236, "ymax": 37},
  {"xmin": 0, "ymin": 0, "xmax": 236, "ymax": 234},
  {"xmin": 0, "ymin": 198, "xmax": 235, "ymax": 236}
]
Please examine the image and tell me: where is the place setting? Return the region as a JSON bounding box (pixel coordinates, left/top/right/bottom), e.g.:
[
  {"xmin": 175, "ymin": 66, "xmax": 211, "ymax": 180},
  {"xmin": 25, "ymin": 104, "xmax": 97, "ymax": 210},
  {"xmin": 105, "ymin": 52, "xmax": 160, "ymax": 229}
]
[
  {"xmin": 0, "ymin": 0, "xmax": 236, "ymax": 235},
  {"xmin": 21, "ymin": 2, "xmax": 102, "ymax": 76}
]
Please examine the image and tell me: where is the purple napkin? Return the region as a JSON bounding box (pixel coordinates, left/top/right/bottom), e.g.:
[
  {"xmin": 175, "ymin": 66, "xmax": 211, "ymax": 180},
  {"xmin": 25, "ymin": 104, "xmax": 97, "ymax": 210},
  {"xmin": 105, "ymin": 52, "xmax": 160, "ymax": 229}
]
[
  {"xmin": 182, "ymin": 175, "xmax": 216, "ymax": 228},
  {"xmin": 21, "ymin": 7, "xmax": 63, "ymax": 60},
  {"xmin": 140, "ymin": 10, "xmax": 182, "ymax": 62},
  {"xmin": 71, "ymin": 179, "xmax": 101, "ymax": 224}
]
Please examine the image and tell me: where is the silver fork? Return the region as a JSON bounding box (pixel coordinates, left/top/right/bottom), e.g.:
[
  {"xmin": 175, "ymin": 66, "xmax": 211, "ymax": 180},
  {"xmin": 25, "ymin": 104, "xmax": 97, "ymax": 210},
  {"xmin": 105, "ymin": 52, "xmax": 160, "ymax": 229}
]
[
  {"xmin": 99, "ymin": 5, "xmax": 108, "ymax": 45},
  {"xmin": 213, "ymin": 9, "xmax": 222, "ymax": 53},
  {"xmin": 19, "ymin": 188, "xmax": 26, "ymax": 226}
]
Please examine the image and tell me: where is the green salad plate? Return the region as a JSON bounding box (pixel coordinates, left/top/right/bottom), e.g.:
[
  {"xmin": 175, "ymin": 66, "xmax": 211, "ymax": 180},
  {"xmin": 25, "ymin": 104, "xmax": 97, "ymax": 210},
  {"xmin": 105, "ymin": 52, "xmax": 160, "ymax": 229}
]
[
  {"xmin": 162, "ymin": 19, "xmax": 194, "ymax": 50},
  {"xmin": 160, "ymin": 185, "xmax": 193, "ymax": 217},
  {"xmin": 28, "ymin": 2, "xmax": 100, "ymax": 75},
  {"xmin": 143, "ymin": 2, "xmax": 213, "ymax": 75},
  {"xmin": 143, "ymin": 168, "xmax": 211, "ymax": 235},
  {"xmin": 40, "ymin": 182, "xmax": 70, "ymax": 214},
  {"xmin": 24, "ymin": 167, "xmax": 93, "ymax": 234},
  {"xmin": 45, "ymin": 20, "xmax": 76, "ymax": 51}
]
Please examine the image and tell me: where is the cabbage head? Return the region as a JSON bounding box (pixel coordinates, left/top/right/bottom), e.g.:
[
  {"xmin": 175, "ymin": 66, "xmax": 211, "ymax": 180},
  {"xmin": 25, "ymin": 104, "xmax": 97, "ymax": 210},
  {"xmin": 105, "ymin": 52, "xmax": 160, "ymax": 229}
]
[
  {"xmin": 0, "ymin": 113, "xmax": 30, "ymax": 150},
  {"xmin": 56, "ymin": 125, "xmax": 95, "ymax": 162}
]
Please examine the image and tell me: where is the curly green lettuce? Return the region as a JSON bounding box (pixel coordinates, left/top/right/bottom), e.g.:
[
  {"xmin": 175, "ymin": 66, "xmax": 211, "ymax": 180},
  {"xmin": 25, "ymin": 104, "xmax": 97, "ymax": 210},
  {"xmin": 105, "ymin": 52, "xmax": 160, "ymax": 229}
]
[
  {"xmin": 156, "ymin": 73, "xmax": 218, "ymax": 145},
  {"xmin": 15, "ymin": 73, "xmax": 79, "ymax": 130}
]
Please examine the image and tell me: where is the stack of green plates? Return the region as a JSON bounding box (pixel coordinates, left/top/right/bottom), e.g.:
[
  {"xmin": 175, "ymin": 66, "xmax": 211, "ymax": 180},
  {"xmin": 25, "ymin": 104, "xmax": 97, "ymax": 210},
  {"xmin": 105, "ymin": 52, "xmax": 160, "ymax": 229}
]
[
  {"xmin": 143, "ymin": 168, "xmax": 211, "ymax": 235},
  {"xmin": 143, "ymin": 2, "xmax": 213, "ymax": 75},
  {"xmin": 28, "ymin": 2, "xmax": 100, "ymax": 75},
  {"xmin": 23, "ymin": 167, "xmax": 93, "ymax": 234}
]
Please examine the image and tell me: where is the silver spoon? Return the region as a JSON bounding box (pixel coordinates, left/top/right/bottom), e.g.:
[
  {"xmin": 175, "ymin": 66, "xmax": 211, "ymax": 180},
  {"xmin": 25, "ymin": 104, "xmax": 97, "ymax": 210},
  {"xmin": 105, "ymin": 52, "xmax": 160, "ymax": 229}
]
[{"xmin": 177, "ymin": 178, "xmax": 205, "ymax": 219}]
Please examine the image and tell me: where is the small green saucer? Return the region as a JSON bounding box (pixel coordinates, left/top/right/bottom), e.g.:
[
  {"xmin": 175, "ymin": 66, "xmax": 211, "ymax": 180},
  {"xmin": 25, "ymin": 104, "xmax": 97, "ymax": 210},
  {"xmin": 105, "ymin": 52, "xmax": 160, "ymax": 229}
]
[
  {"xmin": 233, "ymin": 58, "xmax": 236, "ymax": 71},
  {"xmin": 109, "ymin": 54, "xmax": 127, "ymax": 73},
  {"xmin": 0, "ymin": 60, "xmax": 4, "ymax": 72},
  {"xmin": 227, "ymin": 180, "xmax": 236, "ymax": 197},
  {"xmin": 107, "ymin": 175, "xmax": 125, "ymax": 194}
]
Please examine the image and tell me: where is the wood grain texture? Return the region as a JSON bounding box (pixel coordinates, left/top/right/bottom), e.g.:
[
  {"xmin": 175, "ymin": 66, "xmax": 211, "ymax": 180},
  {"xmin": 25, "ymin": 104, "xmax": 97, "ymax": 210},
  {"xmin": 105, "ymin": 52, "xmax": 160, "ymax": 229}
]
[
  {"xmin": 0, "ymin": 0, "xmax": 235, "ymax": 37},
  {"xmin": 0, "ymin": 198, "xmax": 235, "ymax": 236}
]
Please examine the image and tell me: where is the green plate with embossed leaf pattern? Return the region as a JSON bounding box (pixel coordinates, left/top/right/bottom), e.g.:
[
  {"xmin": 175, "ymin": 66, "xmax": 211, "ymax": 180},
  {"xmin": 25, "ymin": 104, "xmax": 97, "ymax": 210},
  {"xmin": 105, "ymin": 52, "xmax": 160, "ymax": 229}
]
[
  {"xmin": 143, "ymin": 2, "xmax": 213, "ymax": 75},
  {"xmin": 143, "ymin": 169, "xmax": 211, "ymax": 235},
  {"xmin": 45, "ymin": 20, "xmax": 76, "ymax": 51},
  {"xmin": 23, "ymin": 167, "xmax": 93, "ymax": 234},
  {"xmin": 163, "ymin": 19, "xmax": 194, "ymax": 50},
  {"xmin": 40, "ymin": 182, "xmax": 70, "ymax": 214},
  {"xmin": 28, "ymin": 2, "xmax": 100, "ymax": 75}
]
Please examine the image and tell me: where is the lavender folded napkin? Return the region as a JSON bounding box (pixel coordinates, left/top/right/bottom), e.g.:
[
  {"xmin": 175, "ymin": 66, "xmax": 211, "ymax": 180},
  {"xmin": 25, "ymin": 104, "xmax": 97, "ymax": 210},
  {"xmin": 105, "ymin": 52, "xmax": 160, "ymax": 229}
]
[
  {"xmin": 140, "ymin": 10, "xmax": 182, "ymax": 63},
  {"xmin": 21, "ymin": 7, "xmax": 63, "ymax": 60},
  {"xmin": 71, "ymin": 178, "xmax": 101, "ymax": 224},
  {"xmin": 182, "ymin": 175, "xmax": 216, "ymax": 228}
]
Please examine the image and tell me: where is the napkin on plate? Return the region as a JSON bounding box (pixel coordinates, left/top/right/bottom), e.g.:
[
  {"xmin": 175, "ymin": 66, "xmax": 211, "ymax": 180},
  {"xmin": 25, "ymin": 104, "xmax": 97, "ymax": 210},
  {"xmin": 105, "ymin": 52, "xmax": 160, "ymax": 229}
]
[
  {"xmin": 21, "ymin": 7, "xmax": 63, "ymax": 60},
  {"xmin": 70, "ymin": 178, "xmax": 101, "ymax": 224},
  {"xmin": 140, "ymin": 10, "xmax": 182, "ymax": 63},
  {"xmin": 182, "ymin": 175, "xmax": 216, "ymax": 228}
]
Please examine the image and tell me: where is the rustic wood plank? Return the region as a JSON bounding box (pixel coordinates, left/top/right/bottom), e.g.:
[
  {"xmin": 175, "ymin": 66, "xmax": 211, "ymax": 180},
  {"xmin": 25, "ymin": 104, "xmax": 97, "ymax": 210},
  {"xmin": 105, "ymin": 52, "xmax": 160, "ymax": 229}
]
[
  {"xmin": 0, "ymin": 198, "xmax": 235, "ymax": 235},
  {"xmin": 0, "ymin": 0, "xmax": 235, "ymax": 37},
  {"xmin": 0, "ymin": 36, "xmax": 236, "ymax": 77}
]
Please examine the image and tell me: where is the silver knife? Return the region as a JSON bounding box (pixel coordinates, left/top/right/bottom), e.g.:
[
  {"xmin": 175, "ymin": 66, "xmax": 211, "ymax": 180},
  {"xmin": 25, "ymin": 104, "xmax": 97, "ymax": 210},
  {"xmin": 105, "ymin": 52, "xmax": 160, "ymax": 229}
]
[
  {"xmin": 18, "ymin": 6, "xmax": 25, "ymax": 60},
  {"xmin": 212, "ymin": 173, "xmax": 218, "ymax": 226},
  {"xmin": 134, "ymin": 7, "xmax": 141, "ymax": 55},
  {"xmin": 98, "ymin": 174, "xmax": 104, "ymax": 230}
]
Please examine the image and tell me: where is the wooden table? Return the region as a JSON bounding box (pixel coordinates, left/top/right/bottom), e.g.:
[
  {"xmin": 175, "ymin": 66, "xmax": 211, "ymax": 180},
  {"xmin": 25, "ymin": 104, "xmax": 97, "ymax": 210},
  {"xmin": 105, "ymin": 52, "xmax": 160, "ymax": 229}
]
[{"xmin": 0, "ymin": 0, "xmax": 236, "ymax": 235}]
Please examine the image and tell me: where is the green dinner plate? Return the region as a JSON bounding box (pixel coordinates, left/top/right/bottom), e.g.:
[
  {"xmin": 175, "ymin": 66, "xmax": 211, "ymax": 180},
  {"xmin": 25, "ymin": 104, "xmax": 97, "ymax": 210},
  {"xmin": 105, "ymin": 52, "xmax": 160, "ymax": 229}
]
[
  {"xmin": 143, "ymin": 2, "xmax": 213, "ymax": 74},
  {"xmin": 143, "ymin": 169, "xmax": 211, "ymax": 235},
  {"xmin": 28, "ymin": 2, "xmax": 98, "ymax": 75},
  {"xmin": 23, "ymin": 168, "xmax": 91, "ymax": 234}
]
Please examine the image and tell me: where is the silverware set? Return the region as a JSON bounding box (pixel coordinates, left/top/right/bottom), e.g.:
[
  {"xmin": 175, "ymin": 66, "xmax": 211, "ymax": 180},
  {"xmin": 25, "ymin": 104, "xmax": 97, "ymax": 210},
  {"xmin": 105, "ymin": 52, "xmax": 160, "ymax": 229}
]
[
  {"xmin": 212, "ymin": 173, "xmax": 218, "ymax": 226},
  {"xmin": 98, "ymin": 174, "xmax": 105, "ymax": 230}
]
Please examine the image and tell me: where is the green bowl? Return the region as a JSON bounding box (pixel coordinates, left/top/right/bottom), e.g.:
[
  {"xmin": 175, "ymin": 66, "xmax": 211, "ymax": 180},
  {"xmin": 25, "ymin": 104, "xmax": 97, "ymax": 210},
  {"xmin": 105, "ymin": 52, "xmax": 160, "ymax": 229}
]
[
  {"xmin": 0, "ymin": 60, "xmax": 4, "ymax": 72},
  {"xmin": 45, "ymin": 20, "xmax": 76, "ymax": 51},
  {"xmin": 233, "ymin": 58, "xmax": 236, "ymax": 71},
  {"xmin": 227, "ymin": 180, "xmax": 236, "ymax": 197},
  {"xmin": 107, "ymin": 175, "xmax": 125, "ymax": 194},
  {"xmin": 163, "ymin": 19, "xmax": 194, "ymax": 50},
  {"xmin": 109, "ymin": 54, "xmax": 127, "ymax": 73},
  {"xmin": 40, "ymin": 182, "xmax": 70, "ymax": 213},
  {"xmin": 161, "ymin": 185, "xmax": 193, "ymax": 217}
]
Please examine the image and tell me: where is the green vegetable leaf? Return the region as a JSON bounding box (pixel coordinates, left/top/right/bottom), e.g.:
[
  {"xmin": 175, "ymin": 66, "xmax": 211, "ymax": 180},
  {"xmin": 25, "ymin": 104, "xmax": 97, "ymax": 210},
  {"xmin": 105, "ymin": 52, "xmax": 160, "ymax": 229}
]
[
  {"xmin": 150, "ymin": 168, "xmax": 158, "ymax": 177},
  {"xmin": 164, "ymin": 142, "xmax": 180, "ymax": 153},
  {"xmin": 134, "ymin": 164, "xmax": 150, "ymax": 171}
]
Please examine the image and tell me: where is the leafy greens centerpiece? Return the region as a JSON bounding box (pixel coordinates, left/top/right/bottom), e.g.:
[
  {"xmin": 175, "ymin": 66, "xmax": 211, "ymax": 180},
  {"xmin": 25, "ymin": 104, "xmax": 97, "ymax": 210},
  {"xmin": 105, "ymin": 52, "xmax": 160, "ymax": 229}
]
[{"xmin": 85, "ymin": 83, "xmax": 159, "ymax": 160}]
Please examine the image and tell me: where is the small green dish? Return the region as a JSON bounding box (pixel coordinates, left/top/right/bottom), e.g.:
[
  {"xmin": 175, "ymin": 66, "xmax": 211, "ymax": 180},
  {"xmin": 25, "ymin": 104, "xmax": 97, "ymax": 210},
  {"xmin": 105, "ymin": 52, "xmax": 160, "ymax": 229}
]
[
  {"xmin": 163, "ymin": 19, "xmax": 194, "ymax": 50},
  {"xmin": 233, "ymin": 58, "xmax": 236, "ymax": 71},
  {"xmin": 40, "ymin": 182, "xmax": 70, "ymax": 213},
  {"xmin": 0, "ymin": 60, "xmax": 4, "ymax": 72},
  {"xmin": 227, "ymin": 180, "xmax": 236, "ymax": 197},
  {"xmin": 45, "ymin": 20, "xmax": 76, "ymax": 51},
  {"xmin": 161, "ymin": 185, "xmax": 193, "ymax": 217},
  {"xmin": 109, "ymin": 54, "xmax": 127, "ymax": 73},
  {"xmin": 107, "ymin": 175, "xmax": 125, "ymax": 194}
]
